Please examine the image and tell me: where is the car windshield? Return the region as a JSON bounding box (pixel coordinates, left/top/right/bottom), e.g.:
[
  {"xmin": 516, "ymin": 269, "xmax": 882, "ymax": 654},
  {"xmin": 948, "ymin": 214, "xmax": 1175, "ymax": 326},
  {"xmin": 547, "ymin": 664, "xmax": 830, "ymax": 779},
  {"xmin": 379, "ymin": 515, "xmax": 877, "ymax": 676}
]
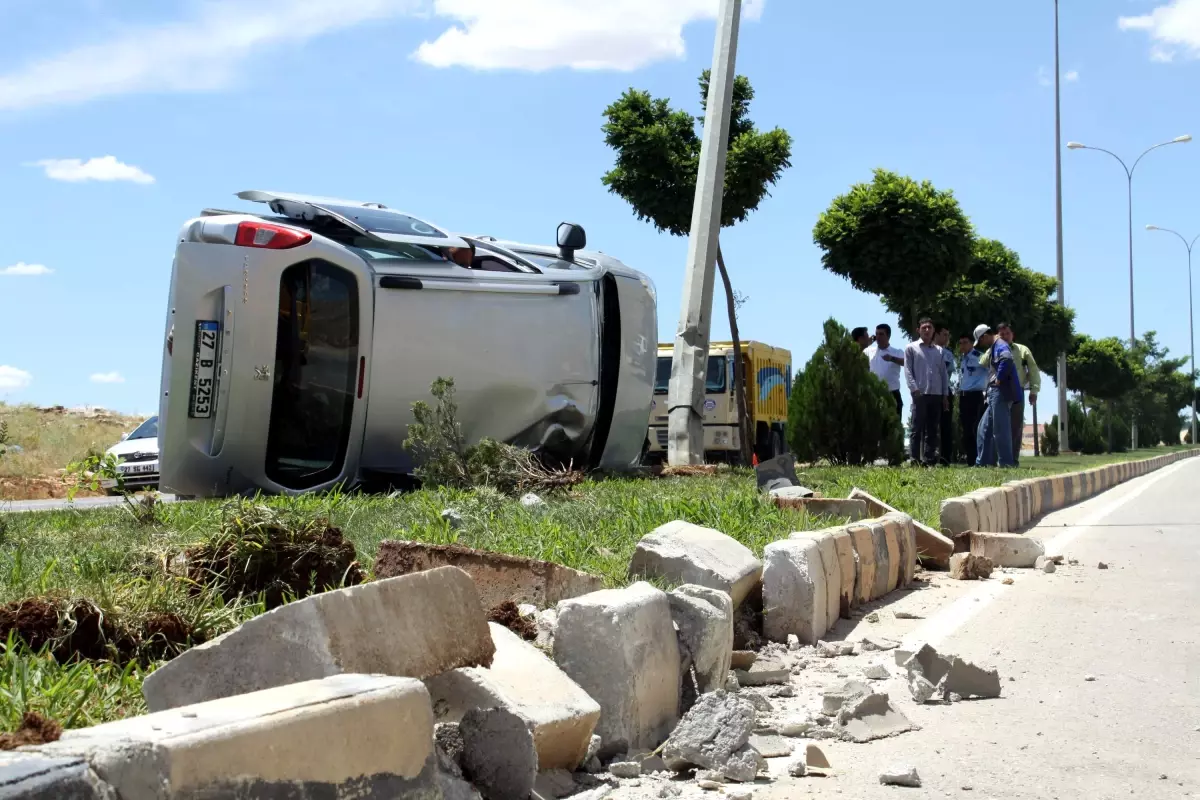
[
  {"xmin": 347, "ymin": 239, "xmax": 450, "ymax": 264},
  {"xmin": 517, "ymin": 253, "xmax": 586, "ymax": 272},
  {"xmin": 316, "ymin": 204, "xmax": 448, "ymax": 238},
  {"xmin": 653, "ymin": 355, "xmax": 727, "ymax": 395},
  {"xmin": 126, "ymin": 416, "xmax": 158, "ymax": 440}
]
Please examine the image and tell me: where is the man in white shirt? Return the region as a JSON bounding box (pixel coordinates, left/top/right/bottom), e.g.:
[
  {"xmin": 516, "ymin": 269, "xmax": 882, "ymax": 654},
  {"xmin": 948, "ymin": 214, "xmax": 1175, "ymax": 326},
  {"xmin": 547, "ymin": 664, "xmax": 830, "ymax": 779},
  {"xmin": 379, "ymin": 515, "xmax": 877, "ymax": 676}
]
[{"xmin": 864, "ymin": 323, "xmax": 905, "ymax": 418}]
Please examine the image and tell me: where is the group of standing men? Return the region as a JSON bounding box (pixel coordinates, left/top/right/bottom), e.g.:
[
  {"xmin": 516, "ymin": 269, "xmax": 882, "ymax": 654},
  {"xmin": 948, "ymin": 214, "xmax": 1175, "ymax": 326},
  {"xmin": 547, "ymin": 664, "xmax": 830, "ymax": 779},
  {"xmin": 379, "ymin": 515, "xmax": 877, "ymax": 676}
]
[{"xmin": 853, "ymin": 320, "xmax": 1040, "ymax": 468}]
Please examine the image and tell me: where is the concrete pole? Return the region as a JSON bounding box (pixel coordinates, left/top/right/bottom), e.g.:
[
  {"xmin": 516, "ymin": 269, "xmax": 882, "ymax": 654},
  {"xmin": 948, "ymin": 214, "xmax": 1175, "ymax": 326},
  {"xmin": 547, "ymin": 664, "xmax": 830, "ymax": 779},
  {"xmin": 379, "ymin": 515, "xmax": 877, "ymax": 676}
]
[
  {"xmin": 667, "ymin": 0, "xmax": 742, "ymax": 466},
  {"xmin": 1053, "ymin": 0, "xmax": 1070, "ymax": 453}
]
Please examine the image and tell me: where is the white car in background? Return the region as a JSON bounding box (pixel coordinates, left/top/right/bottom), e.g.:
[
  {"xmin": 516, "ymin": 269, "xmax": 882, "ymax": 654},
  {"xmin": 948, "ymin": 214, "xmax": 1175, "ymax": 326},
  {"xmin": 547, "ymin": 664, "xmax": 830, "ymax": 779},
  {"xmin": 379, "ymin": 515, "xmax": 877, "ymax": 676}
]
[{"xmin": 102, "ymin": 415, "xmax": 160, "ymax": 493}]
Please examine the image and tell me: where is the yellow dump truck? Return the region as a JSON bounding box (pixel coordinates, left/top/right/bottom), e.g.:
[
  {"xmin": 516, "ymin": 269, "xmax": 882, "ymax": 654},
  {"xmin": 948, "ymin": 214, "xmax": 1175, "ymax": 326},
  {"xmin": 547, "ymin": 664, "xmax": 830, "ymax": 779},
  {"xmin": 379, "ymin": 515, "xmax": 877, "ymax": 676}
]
[{"xmin": 646, "ymin": 341, "xmax": 792, "ymax": 465}]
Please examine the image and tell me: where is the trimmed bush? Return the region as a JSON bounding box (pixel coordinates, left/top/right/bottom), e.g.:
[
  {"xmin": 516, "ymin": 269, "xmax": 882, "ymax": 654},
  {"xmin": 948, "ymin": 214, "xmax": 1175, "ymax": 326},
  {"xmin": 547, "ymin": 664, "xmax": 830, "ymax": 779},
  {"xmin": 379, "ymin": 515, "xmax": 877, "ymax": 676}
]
[{"xmin": 788, "ymin": 319, "xmax": 904, "ymax": 465}]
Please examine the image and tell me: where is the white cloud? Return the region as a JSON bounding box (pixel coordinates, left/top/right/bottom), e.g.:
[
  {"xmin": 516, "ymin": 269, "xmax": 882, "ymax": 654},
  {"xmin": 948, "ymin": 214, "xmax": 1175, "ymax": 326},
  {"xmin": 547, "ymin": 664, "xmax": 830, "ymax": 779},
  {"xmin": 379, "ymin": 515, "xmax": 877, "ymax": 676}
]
[
  {"xmin": 0, "ymin": 262, "xmax": 52, "ymax": 276},
  {"xmin": 1064, "ymin": 69, "xmax": 1080, "ymax": 82},
  {"xmin": 0, "ymin": 366, "xmax": 32, "ymax": 392},
  {"xmin": 90, "ymin": 372, "xmax": 125, "ymax": 384},
  {"xmin": 32, "ymin": 156, "xmax": 154, "ymax": 184},
  {"xmin": 415, "ymin": 0, "xmax": 767, "ymax": 71},
  {"xmin": 1119, "ymin": 0, "xmax": 1200, "ymax": 61},
  {"xmin": 0, "ymin": 0, "xmax": 421, "ymax": 112}
]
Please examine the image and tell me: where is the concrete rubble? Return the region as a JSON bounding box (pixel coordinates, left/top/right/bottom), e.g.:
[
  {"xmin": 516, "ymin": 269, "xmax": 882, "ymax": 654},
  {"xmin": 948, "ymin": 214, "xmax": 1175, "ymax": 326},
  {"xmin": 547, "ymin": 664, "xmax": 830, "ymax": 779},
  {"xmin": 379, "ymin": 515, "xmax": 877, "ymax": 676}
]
[
  {"xmin": 661, "ymin": 691, "xmax": 763, "ymax": 783},
  {"xmin": 373, "ymin": 540, "xmax": 605, "ymax": 610},
  {"xmin": 1035, "ymin": 555, "xmax": 1057, "ymax": 573},
  {"xmin": 142, "ymin": 566, "xmax": 496, "ymax": 711},
  {"xmin": 903, "ymin": 643, "xmax": 1002, "ymax": 703},
  {"xmin": 949, "ymin": 552, "xmax": 994, "ymax": 580},
  {"xmin": 861, "ymin": 635, "xmax": 900, "ymax": 652},
  {"xmin": 668, "ymin": 585, "xmax": 735, "ymax": 696},
  {"xmin": 879, "ymin": 765, "xmax": 922, "ymax": 787},
  {"xmin": 747, "ymin": 733, "xmax": 794, "ymax": 758},
  {"xmin": 805, "ymin": 744, "xmax": 832, "ymax": 771},
  {"xmin": 734, "ymin": 658, "xmax": 790, "ymax": 687},
  {"xmin": 554, "ymin": 582, "xmax": 681, "ymax": 759},
  {"xmin": 836, "ymin": 691, "xmax": 916, "ymax": 743},
  {"xmin": 863, "ymin": 662, "xmax": 890, "ymax": 680},
  {"xmin": 629, "ymin": 521, "xmax": 763, "ymax": 607},
  {"xmin": 460, "ymin": 706, "xmax": 539, "ymax": 800},
  {"xmin": 816, "ymin": 640, "xmax": 856, "ymax": 658},
  {"xmin": 969, "ymin": 531, "xmax": 1046, "ymax": 568}
]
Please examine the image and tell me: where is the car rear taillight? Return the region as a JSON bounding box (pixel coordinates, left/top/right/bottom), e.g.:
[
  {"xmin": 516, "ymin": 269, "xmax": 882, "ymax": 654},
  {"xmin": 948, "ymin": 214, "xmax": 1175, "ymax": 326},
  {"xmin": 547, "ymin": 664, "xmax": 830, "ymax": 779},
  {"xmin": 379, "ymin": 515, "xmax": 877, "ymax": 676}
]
[{"xmin": 234, "ymin": 221, "xmax": 312, "ymax": 249}]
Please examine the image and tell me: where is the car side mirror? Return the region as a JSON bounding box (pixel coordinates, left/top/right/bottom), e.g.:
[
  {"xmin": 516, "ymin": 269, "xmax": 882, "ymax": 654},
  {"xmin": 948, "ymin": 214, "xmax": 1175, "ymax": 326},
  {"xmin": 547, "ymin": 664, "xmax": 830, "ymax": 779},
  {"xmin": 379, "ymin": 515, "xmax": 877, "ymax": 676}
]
[
  {"xmin": 120, "ymin": 433, "xmax": 129, "ymax": 441},
  {"xmin": 557, "ymin": 222, "xmax": 586, "ymax": 262}
]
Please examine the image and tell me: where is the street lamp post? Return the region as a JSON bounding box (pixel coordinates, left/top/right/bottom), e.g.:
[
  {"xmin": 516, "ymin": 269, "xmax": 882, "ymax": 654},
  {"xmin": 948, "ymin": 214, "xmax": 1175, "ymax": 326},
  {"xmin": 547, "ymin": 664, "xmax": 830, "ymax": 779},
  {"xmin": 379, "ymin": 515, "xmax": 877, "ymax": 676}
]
[
  {"xmin": 1053, "ymin": 0, "xmax": 1068, "ymax": 453},
  {"xmin": 1145, "ymin": 225, "xmax": 1198, "ymax": 446},
  {"xmin": 1067, "ymin": 134, "xmax": 1192, "ymax": 448}
]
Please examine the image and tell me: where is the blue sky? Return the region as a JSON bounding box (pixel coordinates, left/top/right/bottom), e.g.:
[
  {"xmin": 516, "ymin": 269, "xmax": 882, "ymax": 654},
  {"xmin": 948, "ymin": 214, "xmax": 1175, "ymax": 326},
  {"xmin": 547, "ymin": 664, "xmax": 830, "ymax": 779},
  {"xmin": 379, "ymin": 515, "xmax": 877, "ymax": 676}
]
[{"xmin": 2, "ymin": 0, "xmax": 1199, "ymax": 424}]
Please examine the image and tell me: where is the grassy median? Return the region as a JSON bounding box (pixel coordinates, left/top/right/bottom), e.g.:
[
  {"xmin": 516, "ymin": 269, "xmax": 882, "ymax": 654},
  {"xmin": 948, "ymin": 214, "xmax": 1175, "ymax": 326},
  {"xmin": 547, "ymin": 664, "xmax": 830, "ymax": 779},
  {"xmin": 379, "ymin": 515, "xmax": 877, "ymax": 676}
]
[{"xmin": 0, "ymin": 445, "xmax": 1191, "ymax": 733}]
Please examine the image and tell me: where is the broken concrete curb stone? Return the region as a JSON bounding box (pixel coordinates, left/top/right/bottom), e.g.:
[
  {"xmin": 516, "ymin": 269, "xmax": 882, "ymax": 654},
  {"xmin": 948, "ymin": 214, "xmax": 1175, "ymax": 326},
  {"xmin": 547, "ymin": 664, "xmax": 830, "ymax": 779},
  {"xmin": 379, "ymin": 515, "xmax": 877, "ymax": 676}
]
[
  {"xmin": 949, "ymin": 552, "xmax": 994, "ymax": 581},
  {"xmin": 762, "ymin": 538, "xmax": 825, "ymax": 645},
  {"xmin": 879, "ymin": 766, "xmax": 922, "ymax": 788},
  {"xmin": 142, "ymin": 566, "xmax": 496, "ymax": 712},
  {"xmin": 661, "ymin": 691, "xmax": 760, "ymax": 783},
  {"xmin": 733, "ymin": 659, "xmax": 790, "ymax": 687},
  {"xmin": 424, "ymin": 623, "xmax": 602, "ymax": 771},
  {"xmin": 668, "ymin": 585, "xmax": 735, "ymax": 695},
  {"xmin": 460, "ymin": 706, "xmax": 538, "ymax": 800},
  {"xmin": 943, "ymin": 657, "xmax": 1002, "ymax": 700},
  {"xmin": 836, "ymin": 691, "xmax": 916, "ymax": 743},
  {"xmin": 629, "ymin": 521, "xmax": 763, "ymax": 608},
  {"xmin": 969, "ymin": 532, "xmax": 1046, "ymax": 569},
  {"xmin": 554, "ymin": 582, "xmax": 681, "ymax": 760}
]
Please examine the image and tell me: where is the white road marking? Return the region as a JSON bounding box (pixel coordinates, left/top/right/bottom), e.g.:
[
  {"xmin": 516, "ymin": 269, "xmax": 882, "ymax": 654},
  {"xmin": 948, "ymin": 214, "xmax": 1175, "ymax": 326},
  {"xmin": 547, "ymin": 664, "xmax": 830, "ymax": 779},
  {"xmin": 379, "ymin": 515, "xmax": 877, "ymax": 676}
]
[{"xmin": 901, "ymin": 458, "xmax": 1194, "ymax": 650}]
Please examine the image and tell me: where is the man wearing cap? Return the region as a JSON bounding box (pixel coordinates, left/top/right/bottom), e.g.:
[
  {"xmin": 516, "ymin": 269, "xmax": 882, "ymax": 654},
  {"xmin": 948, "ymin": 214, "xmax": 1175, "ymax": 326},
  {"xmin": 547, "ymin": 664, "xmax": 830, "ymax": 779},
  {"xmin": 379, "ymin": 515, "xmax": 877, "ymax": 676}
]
[
  {"xmin": 979, "ymin": 322, "xmax": 1040, "ymax": 466},
  {"xmin": 974, "ymin": 324, "xmax": 1021, "ymax": 467}
]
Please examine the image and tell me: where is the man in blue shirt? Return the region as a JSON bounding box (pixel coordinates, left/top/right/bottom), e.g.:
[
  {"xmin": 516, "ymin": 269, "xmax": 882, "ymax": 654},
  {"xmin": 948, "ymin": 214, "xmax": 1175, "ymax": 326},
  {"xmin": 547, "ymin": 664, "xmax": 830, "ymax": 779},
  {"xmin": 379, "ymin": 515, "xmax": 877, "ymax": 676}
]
[
  {"xmin": 958, "ymin": 332, "xmax": 987, "ymax": 465},
  {"xmin": 974, "ymin": 324, "xmax": 1021, "ymax": 467}
]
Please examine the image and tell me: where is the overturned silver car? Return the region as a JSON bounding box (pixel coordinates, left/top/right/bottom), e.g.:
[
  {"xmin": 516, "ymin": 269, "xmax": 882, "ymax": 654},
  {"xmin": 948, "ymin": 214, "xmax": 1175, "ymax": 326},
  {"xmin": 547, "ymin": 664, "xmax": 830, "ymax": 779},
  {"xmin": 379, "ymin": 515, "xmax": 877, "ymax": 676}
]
[{"xmin": 158, "ymin": 191, "xmax": 657, "ymax": 497}]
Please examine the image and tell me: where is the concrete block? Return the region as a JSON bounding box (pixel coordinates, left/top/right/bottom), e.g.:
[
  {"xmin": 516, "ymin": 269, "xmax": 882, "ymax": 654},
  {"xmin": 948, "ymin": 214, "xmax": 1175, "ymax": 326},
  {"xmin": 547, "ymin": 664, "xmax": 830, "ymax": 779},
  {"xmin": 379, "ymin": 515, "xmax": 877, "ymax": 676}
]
[
  {"xmin": 762, "ymin": 538, "xmax": 826, "ymax": 645},
  {"xmin": 554, "ymin": 582, "xmax": 680, "ymax": 759},
  {"xmin": 788, "ymin": 531, "xmax": 841, "ymax": 633},
  {"xmin": 0, "ymin": 752, "xmax": 107, "ymax": 799},
  {"xmin": 424, "ymin": 623, "xmax": 601, "ymax": 771},
  {"xmin": 38, "ymin": 674, "xmax": 439, "ymax": 798},
  {"xmin": 846, "ymin": 524, "xmax": 877, "ymax": 606},
  {"xmin": 868, "ymin": 522, "xmax": 891, "ymax": 601},
  {"xmin": 629, "ymin": 521, "xmax": 763, "ymax": 607},
  {"xmin": 970, "ymin": 532, "xmax": 1045, "ymax": 568},
  {"xmin": 460, "ymin": 707, "xmax": 538, "ymax": 800},
  {"xmin": 373, "ymin": 540, "xmax": 604, "ymax": 610},
  {"xmin": 143, "ymin": 566, "xmax": 494, "ymax": 712},
  {"xmin": 848, "ymin": 488, "xmax": 894, "ymax": 518},
  {"xmin": 829, "ymin": 529, "xmax": 858, "ymax": 615},
  {"xmin": 669, "ymin": 585, "xmax": 735, "ymax": 695},
  {"xmin": 939, "ymin": 497, "xmax": 977, "ymax": 536},
  {"xmin": 661, "ymin": 691, "xmax": 759, "ymax": 783},
  {"xmin": 772, "ymin": 496, "xmax": 868, "ymax": 521},
  {"xmin": 880, "ymin": 520, "xmax": 902, "ymax": 593}
]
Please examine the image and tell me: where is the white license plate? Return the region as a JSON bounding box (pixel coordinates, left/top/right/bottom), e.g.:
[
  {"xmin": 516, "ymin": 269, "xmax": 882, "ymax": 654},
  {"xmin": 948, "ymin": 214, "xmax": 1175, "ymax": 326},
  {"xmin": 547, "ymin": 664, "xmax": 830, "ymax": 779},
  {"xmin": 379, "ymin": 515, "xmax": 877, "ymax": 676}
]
[
  {"xmin": 189, "ymin": 320, "xmax": 220, "ymax": 419},
  {"xmin": 121, "ymin": 463, "xmax": 156, "ymax": 475}
]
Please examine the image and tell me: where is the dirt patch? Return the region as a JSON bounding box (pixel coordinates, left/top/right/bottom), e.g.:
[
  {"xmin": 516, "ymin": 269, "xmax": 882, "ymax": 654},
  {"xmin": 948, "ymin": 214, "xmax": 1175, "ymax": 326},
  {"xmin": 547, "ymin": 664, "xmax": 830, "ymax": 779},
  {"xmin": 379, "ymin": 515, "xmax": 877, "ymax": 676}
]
[
  {"xmin": 139, "ymin": 612, "xmax": 196, "ymax": 661},
  {"xmin": 0, "ymin": 598, "xmax": 195, "ymax": 664},
  {"xmin": 0, "ymin": 475, "xmax": 100, "ymax": 501},
  {"xmin": 0, "ymin": 712, "xmax": 62, "ymax": 750},
  {"xmin": 186, "ymin": 514, "xmax": 364, "ymax": 609},
  {"xmin": 488, "ymin": 600, "xmax": 537, "ymax": 641}
]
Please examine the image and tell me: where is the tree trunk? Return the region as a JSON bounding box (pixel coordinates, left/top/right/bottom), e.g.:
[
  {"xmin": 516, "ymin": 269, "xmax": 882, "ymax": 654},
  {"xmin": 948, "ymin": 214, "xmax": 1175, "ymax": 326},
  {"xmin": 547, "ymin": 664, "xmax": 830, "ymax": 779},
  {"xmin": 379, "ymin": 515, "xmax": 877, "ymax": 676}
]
[
  {"xmin": 1032, "ymin": 402, "xmax": 1040, "ymax": 457},
  {"xmin": 716, "ymin": 243, "xmax": 753, "ymax": 466},
  {"xmin": 1106, "ymin": 398, "xmax": 1114, "ymax": 453}
]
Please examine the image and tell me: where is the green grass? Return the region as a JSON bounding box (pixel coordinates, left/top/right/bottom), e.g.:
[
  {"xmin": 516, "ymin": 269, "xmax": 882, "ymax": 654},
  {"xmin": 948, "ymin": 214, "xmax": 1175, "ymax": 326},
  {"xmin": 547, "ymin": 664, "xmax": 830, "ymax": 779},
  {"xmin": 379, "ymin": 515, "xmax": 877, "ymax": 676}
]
[{"xmin": 0, "ymin": 445, "xmax": 1191, "ymax": 731}]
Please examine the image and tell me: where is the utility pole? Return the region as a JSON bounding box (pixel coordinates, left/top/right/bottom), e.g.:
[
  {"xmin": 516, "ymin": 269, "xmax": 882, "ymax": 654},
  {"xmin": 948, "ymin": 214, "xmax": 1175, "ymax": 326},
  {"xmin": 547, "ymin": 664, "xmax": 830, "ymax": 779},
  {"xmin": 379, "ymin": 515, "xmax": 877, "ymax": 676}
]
[
  {"xmin": 1053, "ymin": 0, "xmax": 1069, "ymax": 453},
  {"xmin": 667, "ymin": 0, "xmax": 741, "ymax": 465}
]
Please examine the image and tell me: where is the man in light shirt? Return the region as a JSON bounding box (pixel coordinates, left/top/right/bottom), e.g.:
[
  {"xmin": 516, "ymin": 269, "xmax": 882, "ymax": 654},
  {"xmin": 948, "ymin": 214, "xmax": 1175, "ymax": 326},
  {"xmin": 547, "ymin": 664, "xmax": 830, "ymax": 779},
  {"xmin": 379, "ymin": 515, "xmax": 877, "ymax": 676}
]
[
  {"xmin": 980, "ymin": 322, "xmax": 1040, "ymax": 466},
  {"xmin": 864, "ymin": 323, "xmax": 905, "ymax": 418},
  {"xmin": 935, "ymin": 324, "xmax": 956, "ymax": 465},
  {"xmin": 905, "ymin": 318, "xmax": 947, "ymax": 466}
]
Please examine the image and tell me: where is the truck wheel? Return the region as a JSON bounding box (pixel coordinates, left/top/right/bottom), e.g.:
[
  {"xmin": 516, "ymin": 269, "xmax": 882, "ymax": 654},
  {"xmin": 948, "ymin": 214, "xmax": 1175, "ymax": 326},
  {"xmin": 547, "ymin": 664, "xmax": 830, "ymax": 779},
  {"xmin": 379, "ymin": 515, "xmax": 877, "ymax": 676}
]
[{"xmin": 770, "ymin": 430, "xmax": 785, "ymax": 459}]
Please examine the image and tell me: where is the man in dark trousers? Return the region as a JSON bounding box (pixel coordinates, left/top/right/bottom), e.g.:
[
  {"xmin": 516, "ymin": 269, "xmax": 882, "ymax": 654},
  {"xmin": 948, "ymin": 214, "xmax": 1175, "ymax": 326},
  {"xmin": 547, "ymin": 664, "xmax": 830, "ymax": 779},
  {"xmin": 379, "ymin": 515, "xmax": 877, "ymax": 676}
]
[
  {"xmin": 904, "ymin": 318, "xmax": 947, "ymax": 466},
  {"xmin": 935, "ymin": 324, "xmax": 956, "ymax": 464},
  {"xmin": 957, "ymin": 332, "xmax": 986, "ymax": 466}
]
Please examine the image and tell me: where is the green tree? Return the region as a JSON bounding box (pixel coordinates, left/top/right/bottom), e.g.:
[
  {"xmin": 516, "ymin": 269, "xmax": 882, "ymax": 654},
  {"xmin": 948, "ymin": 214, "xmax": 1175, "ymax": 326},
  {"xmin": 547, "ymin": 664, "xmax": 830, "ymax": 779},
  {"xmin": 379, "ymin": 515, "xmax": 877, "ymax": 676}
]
[
  {"xmin": 1067, "ymin": 335, "xmax": 1137, "ymax": 452},
  {"xmin": 813, "ymin": 169, "xmax": 974, "ymax": 327},
  {"xmin": 1115, "ymin": 332, "xmax": 1193, "ymax": 446},
  {"xmin": 602, "ymin": 71, "xmax": 792, "ymax": 464},
  {"xmin": 912, "ymin": 238, "xmax": 1075, "ymax": 367},
  {"xmin": 787, "ymin": 319, "xmax": 904, "ymax": 465}
]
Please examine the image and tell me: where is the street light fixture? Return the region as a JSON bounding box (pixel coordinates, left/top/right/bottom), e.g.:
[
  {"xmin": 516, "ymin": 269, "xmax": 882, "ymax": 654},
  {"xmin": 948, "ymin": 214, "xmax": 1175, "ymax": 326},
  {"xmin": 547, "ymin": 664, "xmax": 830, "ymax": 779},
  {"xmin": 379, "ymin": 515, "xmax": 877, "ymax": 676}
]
[
  {"xmin": 1145, "ymin": 224, "xmax": 1198, "ymax": 446},
  {"xmin": 1068, "ymin": 134, "xmax": 1192, "ymax": 447}
]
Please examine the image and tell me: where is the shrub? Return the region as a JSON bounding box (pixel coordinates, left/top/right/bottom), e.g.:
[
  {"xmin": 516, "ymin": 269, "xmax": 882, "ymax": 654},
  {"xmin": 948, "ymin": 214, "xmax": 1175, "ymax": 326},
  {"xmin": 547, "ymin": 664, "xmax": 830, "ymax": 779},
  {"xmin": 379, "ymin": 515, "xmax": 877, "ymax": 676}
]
[
  {"xmin": 1067, "ymin": 401, "xmax": 1106, "ymax": 455},
  {"xmin": 787, "ymin": 319, "xmax": 904, "ymax": 465},
  {"xmin": 1041, "ymin": 417, "xmax": 1060, "ymax": 456}
]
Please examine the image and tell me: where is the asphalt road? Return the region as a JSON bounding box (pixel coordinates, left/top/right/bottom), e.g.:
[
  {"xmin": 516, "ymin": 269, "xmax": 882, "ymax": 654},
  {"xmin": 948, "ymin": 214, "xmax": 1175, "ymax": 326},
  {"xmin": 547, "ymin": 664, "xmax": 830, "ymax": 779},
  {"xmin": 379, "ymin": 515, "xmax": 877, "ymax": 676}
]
[
  {"xmin": 0, "ymin": 493, "xmax": 178, "ymax": 513},
  {"xmin": 615, "ymin": 456, "xmax": 1200, "ymax": 800}
]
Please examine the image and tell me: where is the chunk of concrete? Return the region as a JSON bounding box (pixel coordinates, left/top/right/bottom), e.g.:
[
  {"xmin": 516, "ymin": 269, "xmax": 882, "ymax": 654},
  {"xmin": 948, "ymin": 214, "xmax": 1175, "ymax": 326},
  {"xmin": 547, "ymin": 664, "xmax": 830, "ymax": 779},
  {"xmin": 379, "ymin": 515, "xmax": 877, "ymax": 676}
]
[
  {"xmin": 789, "ymin": 531, "xmax": 841, "ymax": 632},
  {"xmin": 460, "ymin": 707, "xmax": 538, "ymax": 800},
  {"xmin": 0, "ymin": 752, "xmax": 108, "ymax": 800},
  {"xmin": 863, "ymin": 663, "xmax": 890, "ymax": 681},
  {"xmin": 374, "ymin": 541, "xmax": 605, "ymax": 610},
  {"xmin": 944, "ymin": 657, "xmax": 1002, "ymax": 700},
  {"xmin": 821, "ymin": 681, "xmax": 870, "ymax": 714},
  {"xmin": 903, "ymin": 644, "xmax": 952, "ymax": 703},
  {"xmin": 629, "ymin": 521, "xmax": 763, "ymax": 607},
  {"xmin": 970, "ymin": 532, "xmax": 1046, "ymax": 569},
  {"xmin": 879, "ymin": 766, "xmax": 921, "ymax": 788},
  {"xmin": 669, "ymin": 585, "xmax": 734, "ymax": 695},
  {"xmin": 38, "ymin": 674, "xmax": 439, "ymax": 798},
  {"xmin": 143, "ymin": 566, "xmax": 495, "ymax": 711},
  {"xmin": 424, "ymin": 623, "xmax": 601, "ymax": 770},
  {"xmin": 748, "ymin": 734, "xmax": 793, "ymax": 758},
  {"xmin": 762, "ymin": 539, "xmax": 826, "ymax": 644},
  {"xmin": 729, "ymin": 651, "xmax": 757, "ymax": 671},
  {"xmin": 949, "ymin": 553, "xmax": 994, "ymax": 581},
  {"xmin": 939, "ymin": 496, "xmax": 978, "ymax": 536},
  {"xmin": 805, "ymin": 743, "xmax": 831, "ymax": 771},
  {"xmin": 861, "ymin": 636, "xmax": 899, "ymax": 652},
  {"xmin": 816, "ymin": 640, "xmax": 855, "ymax": 658},
  {"xmin": 772, "ymin": 496, "xmax": 868, "ymax": 521},
  {"xmin": 836, "ymin": 692, "xmax": 916, "ymax": 743},
  {"xmin": 661, "ymin": 691, "xmax": 760, "ymax": 783},
  {"xmin": 1035, "ymin": 556, "xmax": 1057, "ymax": 574},
  {"xmin": 734, "ymin": 659, "xmax": 790, "ymax": 687},
  {"xmin": 554, "ymin": 582, "xmax": 681, "ymax": 759}
]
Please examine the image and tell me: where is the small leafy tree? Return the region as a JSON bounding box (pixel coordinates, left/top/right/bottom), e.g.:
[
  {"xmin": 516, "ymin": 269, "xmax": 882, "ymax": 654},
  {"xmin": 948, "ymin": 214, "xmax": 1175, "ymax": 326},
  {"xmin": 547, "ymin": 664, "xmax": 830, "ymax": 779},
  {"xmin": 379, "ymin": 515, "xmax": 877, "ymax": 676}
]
[
  {"xmin": 1067, "ymin": 335, "xmax": 1137, "ymax": 452},
  {"xmin": 603, "ymin": 71, "xmax": 792, "ymax": 463},
  {"xmin": 1041, "ymin": 416, "xmax": 1060, "ymax": 456},
  {"xmin": 813, "ymin": 169, "xmax": 974, "ymax": 328},
  {"xmin": 0, "ymin": 421, "xmax": 9, "ymax": 459},
  {"xmin": 787, "ymin": 319, "xmax": 903, "ymax": 465}
]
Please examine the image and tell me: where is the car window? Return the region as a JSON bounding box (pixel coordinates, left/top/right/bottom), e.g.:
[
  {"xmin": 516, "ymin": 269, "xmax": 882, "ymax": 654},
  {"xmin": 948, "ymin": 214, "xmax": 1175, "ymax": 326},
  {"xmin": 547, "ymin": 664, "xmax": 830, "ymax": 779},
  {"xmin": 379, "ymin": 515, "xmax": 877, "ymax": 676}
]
[
  {"xmin": 472, "ymin": 257, "xmax": 520, "ymax": 273},
  {"xmin": 653, "ymin": 355, "xmax": 727, "ymax": 394},
  {"xmin": 127, "ymin": 416, "xmax": 158, "ymax": 440},
  {"xmin": 315, "ymin": 204, "xmax": 449, "ymax": 238},
  {"xmin": 516, "ymin": 252, "xmax": 585, "ymax": 271}
]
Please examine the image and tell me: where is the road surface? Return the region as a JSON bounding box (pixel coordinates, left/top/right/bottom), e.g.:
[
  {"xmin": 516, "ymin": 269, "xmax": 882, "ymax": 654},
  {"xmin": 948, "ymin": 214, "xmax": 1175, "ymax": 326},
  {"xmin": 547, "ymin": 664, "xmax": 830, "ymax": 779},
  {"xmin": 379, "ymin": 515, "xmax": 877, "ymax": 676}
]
[
  {"xmin": 614, "ymin": 456, "xmax": 1200, "ymax": 800},
  {"xmin": 1, "ymin": 493, "xmax": 178, "ymax": 513}
]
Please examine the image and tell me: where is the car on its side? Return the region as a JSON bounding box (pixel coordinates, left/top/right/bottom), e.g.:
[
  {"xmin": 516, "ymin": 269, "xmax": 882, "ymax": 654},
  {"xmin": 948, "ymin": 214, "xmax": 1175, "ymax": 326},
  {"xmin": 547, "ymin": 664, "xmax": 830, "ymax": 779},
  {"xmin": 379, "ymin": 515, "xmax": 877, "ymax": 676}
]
[{"xmin": 102, "ymin": 415, "xmax": 159, "ymax": 493}]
